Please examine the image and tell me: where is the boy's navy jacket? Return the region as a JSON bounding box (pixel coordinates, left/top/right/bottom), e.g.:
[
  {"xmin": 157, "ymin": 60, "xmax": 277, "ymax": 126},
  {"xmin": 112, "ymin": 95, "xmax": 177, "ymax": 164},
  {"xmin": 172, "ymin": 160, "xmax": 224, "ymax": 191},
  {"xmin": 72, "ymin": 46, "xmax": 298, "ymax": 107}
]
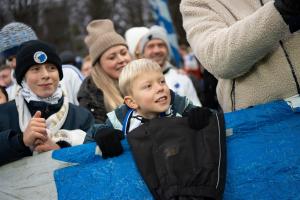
[{"xmin": 0, "ymin": 100, "xmax": 94, "ymax": 166}]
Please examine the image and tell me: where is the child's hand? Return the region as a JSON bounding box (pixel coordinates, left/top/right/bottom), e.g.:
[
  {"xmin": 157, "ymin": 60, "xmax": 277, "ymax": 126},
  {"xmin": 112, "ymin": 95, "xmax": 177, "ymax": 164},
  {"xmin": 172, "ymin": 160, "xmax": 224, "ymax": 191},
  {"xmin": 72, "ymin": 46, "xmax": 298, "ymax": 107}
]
[
  {"xmin": 34, "ymin": 138, "xmax": 60, "ymax": 153},
  {"xmin": 94, "ymin": 128, "xmax": 124, "ymax": 159},
  {"xmin": 187, "ymin": 107, "xmax": 212, "ymax": 130},
  {"xmin": 23, "ymin": 111, "xmax": 47, "ymax": 149}
]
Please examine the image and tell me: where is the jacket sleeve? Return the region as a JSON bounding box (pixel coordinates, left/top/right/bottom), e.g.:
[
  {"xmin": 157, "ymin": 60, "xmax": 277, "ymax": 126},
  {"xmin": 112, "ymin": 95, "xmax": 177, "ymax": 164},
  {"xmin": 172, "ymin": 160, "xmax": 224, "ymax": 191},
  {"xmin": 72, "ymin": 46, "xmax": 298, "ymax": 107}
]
[
  {"xmin": 84, "ymin": 121, "xmax": 113, "ymax": 143},
  {"xmin": 77, "ymin": 107, "xmax": 95, "ymax": 143},
  {"xmin": 77, "ymin": 78, "xmax": 106, "ymax": 123},
  {"xmin": 171, "ymin": 90, "xmax": 196, "ymax": 115},
  {"xmin": 0, "ymin": 130, "xmax": 32, "ymax": 166},
  {"xmin": 77, "ymin": 79, "xmax": 93, "ymax": 110},
  {"xmin": 61, "ymin": 65, "xmax": 84, "ymax": 105},
  {"xmin": 80, "ymin": 110, "xmax": 95, "ymax": 133},
  {"xmin": 184, "ymin": 76, "xmax": 202, "ymax": 107},
  {"xmin": 180, "ymin": 0, "xmax": 290, "ymax": 79}
]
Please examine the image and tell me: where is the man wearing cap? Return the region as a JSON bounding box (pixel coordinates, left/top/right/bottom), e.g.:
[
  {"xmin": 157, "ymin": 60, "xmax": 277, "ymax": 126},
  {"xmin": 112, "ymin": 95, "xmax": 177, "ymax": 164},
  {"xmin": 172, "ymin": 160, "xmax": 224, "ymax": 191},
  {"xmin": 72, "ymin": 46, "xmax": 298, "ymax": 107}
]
[
  {"xmin": 139, "ymin": 25, "xmax": 201, "ymax": 106},
  {"xmin": 0, "ymin": 22, "xmax": 83, "ymax": 104}
]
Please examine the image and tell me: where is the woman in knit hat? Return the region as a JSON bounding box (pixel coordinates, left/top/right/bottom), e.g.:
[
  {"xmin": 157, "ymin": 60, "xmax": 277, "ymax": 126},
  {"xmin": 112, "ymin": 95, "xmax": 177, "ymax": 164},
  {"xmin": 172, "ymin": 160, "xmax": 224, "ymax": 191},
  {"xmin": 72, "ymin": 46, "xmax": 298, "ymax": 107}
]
[
  {"xmin": 77, "ymin": 19, "xmax": 131, "ymax": 123},
  {"xmin": 0, "ymin": 40, "xmax": 94, "ymax": 166}
]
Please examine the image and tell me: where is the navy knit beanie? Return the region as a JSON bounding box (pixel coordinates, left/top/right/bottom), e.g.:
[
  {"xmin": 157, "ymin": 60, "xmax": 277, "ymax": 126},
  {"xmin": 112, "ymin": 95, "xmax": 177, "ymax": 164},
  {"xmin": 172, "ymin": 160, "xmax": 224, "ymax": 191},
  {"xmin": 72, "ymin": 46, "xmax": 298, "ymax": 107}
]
[{"xmin": 15, "ymin": 40, "xmax": 63, "ymax": 85}]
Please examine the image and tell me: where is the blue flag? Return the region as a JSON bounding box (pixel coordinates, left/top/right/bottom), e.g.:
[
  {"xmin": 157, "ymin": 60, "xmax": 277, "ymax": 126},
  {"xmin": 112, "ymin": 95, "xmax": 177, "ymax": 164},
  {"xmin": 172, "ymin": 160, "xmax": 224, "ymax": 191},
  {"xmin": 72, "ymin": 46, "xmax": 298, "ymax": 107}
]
[{"xmin": 149, "ymin": 0, "xmax": 181, "ymax": 67}]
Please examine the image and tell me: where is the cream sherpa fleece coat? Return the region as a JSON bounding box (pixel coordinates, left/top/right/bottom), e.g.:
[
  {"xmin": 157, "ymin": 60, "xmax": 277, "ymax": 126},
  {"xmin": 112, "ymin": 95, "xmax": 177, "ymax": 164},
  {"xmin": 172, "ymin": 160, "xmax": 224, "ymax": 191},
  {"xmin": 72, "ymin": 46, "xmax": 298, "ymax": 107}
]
[{"xmin": 180, "ymin": 0, "xmax": 300, "ymax": 112}]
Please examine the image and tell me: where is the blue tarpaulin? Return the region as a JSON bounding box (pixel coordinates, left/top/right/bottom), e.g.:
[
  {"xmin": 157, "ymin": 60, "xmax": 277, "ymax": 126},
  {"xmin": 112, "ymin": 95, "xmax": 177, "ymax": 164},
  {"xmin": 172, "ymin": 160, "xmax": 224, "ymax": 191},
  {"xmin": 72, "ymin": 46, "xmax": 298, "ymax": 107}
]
[
  {"xmin": 224, "ymin": 100, "xmax": 300, "ymax": 199},
  {"xmin": 0, "ymin": 100, "xmax": 300, "ymax": 199}
]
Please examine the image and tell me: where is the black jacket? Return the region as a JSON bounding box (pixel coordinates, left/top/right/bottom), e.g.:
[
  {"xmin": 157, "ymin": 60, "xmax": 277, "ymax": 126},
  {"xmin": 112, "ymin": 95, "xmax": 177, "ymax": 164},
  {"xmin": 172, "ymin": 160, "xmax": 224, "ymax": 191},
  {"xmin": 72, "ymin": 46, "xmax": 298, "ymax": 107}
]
[
  {"xmin": 77, "ymin": 76, "xmax": 107, "ymax": 123},
  {"xmin": 0, "ymin": 100, "xmax": 94, "ymax": 166},
  {"xmin": 128, "ymin": 112, "xmax": 226, "ymax": 200}
]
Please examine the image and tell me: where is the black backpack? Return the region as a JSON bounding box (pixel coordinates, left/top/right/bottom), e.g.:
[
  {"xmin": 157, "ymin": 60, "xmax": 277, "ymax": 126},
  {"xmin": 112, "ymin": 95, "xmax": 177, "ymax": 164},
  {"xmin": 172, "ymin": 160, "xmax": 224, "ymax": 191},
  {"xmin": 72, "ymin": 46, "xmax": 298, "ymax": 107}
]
[{"xmin": 127, "ymin": 113, "xmax": 226, "ymax": 200}]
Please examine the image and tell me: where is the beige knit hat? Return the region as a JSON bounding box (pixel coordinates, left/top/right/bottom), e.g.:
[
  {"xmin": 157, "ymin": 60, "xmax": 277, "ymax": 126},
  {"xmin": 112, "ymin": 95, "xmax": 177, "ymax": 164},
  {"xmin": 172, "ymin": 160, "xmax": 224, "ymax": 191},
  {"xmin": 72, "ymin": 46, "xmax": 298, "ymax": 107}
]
[{"xmin": 84, "ymin": 19, "xmax": 127, "ymax": 66}]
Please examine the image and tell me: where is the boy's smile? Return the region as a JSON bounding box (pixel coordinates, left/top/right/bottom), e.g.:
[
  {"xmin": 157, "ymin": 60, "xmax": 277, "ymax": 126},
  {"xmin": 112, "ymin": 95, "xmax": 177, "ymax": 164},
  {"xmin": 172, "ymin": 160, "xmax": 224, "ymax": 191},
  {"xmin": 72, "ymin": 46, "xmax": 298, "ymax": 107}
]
[{"xmin": 155, "ymin": 95, "xmax": 168, "ymax": 104}]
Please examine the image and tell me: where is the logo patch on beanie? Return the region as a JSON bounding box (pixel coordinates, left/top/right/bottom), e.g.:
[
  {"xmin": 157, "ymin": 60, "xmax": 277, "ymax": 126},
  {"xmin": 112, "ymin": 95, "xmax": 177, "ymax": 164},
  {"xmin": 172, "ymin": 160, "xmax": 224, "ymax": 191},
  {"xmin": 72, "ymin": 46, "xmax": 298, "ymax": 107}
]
[{"xmin": 33, "ymin": 51, "xmax": 47, "ymax": 64}]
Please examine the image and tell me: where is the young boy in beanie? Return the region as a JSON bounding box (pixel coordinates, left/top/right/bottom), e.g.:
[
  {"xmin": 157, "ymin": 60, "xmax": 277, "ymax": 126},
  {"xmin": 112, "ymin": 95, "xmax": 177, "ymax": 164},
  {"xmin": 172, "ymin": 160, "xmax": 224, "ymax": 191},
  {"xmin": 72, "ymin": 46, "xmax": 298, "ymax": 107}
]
[
  {"xmin": 89, "ymin": 59, "xmax": 212, "ymax": 159},
  {"xmin": 0, "ymin": 40, "xmax": 94, "ymax": 166},
  {"xmin": 0, "ymin": 22, "xmax": 83, "ymax": 104},
  {"xmin": 14, "ymin": 40, "xmax": 63, "ymax": 85}
]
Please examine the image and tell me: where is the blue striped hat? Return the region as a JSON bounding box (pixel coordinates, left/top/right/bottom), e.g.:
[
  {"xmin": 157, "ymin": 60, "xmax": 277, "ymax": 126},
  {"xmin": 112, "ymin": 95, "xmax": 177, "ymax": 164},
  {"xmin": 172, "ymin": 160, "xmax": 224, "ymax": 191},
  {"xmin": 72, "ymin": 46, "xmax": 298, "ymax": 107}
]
[{"xmin": 0, "ymin": 22, "xmax": 37, "ymax": 59}]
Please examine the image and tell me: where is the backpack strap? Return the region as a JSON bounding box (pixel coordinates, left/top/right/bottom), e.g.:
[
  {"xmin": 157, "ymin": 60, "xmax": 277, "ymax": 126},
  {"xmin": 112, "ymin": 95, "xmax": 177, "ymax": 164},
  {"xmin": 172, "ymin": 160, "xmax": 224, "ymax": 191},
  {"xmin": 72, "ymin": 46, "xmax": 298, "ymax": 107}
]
[{"xmin": 122, "ymin": 108, "xmax": 134, "ymax": 136}]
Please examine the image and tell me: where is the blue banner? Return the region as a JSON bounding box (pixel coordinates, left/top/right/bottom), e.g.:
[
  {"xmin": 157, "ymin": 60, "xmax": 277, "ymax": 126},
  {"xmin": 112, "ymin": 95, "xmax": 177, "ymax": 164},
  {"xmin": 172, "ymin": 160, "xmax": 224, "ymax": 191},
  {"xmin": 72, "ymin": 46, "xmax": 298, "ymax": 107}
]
[
  {"xmin": 149, "ymin": 0, "xmax": 181, "ymax": 67},
  {"xmin": 1, "ymin": 100, "xmax": 300, "ymax": 199}
]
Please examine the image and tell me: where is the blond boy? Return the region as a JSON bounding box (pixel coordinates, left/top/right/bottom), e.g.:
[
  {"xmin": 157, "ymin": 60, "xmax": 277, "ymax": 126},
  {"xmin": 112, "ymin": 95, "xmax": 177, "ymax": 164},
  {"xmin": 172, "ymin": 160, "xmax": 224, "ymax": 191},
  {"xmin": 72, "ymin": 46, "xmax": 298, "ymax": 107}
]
[{"xmin": 90, "ymin": 59, "xmax": 211, "ymax": 158}]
